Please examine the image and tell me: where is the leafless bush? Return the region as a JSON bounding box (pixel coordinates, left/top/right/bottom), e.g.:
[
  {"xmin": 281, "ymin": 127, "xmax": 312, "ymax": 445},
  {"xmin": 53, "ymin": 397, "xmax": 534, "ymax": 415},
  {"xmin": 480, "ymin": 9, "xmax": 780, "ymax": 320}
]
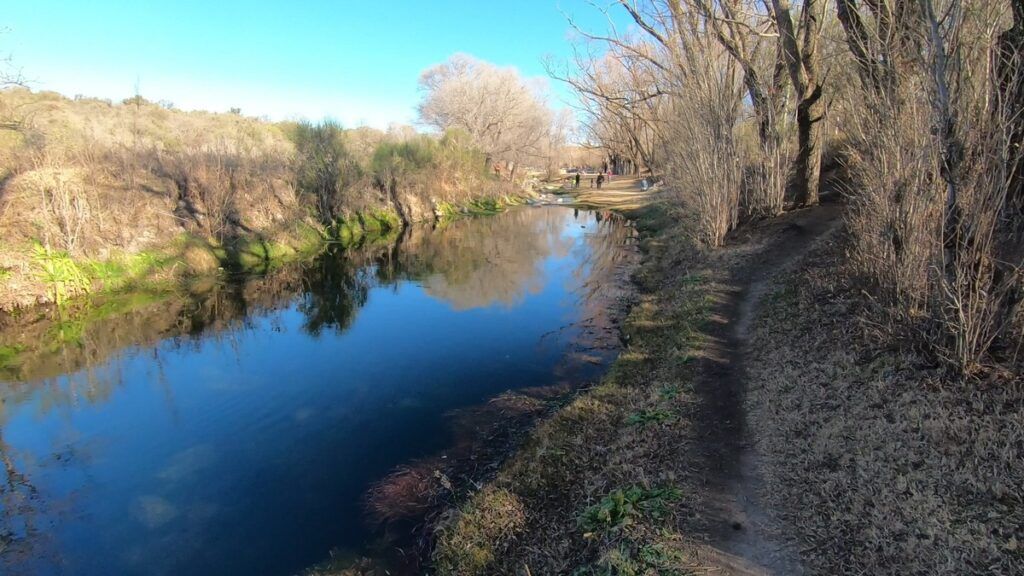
[
  {"xmin": 746, "ymin": 130, "xmax": 791, "ymax": 218},
  {"xmin": 840, "ymin": 0, "xmax": 1023, "ymax": 374},
  {"xmin": 664, "ymin": 44, "xmax": 745, "ymax": 247},
  {"xmin": 844, "ymin": 85, "xmax": 943, "ymax": 311},
  {"xmin": 29, "ymin": 154, "xmax": 91, "ymax": 253},
  {"xmin": 153, "ymin": 139, "xmax": 286, "ymax": 239}
]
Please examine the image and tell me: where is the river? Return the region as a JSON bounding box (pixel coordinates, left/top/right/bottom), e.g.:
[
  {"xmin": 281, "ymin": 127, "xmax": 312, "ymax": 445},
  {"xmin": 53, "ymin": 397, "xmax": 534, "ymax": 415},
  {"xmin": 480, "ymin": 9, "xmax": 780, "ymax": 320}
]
[{"xmin": 0, "ymin": 206, "xmax": 637, "ymax": 576}]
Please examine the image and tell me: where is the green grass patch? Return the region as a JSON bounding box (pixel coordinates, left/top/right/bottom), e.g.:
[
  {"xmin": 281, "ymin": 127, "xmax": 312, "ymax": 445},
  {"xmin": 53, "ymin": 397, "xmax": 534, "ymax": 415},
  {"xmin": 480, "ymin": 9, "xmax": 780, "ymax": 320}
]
[
  {"xmin": 84, "ymin": 250, "xmax": 176, "ymax": 289},
  {"xmin": 32, "ymin": 244, "xmax": 91, "ymax": 305},
  {"xmin": 0, "ymin": 344, "xmax": 26, "ymax": 375},
  {"xmin": 572, "ymin": 540, "xmax": 692, "ymax": 576},
  {"xmin": 433, "ymin": 487, "xmax": 526, "ymax": 576},
  {"xmin": 579, "ymin": 486, "xmax": 682, "ymax": 536},
  {"xmin": 625, "ymin": 408, "xmax": 674, "ymax": 426}
]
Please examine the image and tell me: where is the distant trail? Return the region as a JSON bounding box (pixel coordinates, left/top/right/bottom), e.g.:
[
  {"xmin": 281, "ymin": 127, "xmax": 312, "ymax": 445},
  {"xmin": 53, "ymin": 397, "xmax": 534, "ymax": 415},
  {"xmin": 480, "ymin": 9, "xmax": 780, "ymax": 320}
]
[{"xmin": 693, "ymin": 198, "xmax": 842, "ymax": 575}]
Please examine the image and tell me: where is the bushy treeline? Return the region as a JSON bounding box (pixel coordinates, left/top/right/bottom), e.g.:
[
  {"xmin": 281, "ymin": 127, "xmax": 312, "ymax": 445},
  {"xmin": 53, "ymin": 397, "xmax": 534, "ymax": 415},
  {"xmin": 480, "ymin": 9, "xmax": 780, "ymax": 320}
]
[
  {"xmin": 569, "ymin": 0, "xmax": 1023, "ymax": 376},
  {"xmin": 0, "ymin": 89, "xmax": 517, "ymax": 309}
]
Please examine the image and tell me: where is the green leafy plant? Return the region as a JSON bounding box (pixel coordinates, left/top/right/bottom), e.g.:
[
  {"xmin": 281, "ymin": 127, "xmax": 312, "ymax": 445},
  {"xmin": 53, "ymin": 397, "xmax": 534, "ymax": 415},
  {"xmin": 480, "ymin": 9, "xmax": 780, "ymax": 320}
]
[
  {"xmin": 32, "ymin": 243, "xmax": 90, "ymax": 305},
  {"xmin": 626, "ymin": 409, "xmax": 673, "ymax": 426},
  {"xmin": 658, "ymin": 385, "xmax": 681, "ymax": 401},
  {"xmin": 579, "ymin": 486, "xmax": 682, "ymax": 535}
]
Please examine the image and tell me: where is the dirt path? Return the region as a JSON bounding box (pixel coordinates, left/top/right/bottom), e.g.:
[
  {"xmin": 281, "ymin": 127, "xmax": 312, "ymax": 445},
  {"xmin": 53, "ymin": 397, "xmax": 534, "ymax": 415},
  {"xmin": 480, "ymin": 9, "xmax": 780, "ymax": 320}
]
[{"xmin": 692, "ymin": 198, "xmax": 843, "ymax": 575}]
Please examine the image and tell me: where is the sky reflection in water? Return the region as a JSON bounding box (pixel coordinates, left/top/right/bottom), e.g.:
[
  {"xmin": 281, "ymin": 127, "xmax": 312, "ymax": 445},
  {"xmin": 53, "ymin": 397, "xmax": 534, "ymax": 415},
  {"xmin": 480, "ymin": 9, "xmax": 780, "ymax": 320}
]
[{"xmin": 0, "ymin": 207, "xmax": 636, "ymax": 576}]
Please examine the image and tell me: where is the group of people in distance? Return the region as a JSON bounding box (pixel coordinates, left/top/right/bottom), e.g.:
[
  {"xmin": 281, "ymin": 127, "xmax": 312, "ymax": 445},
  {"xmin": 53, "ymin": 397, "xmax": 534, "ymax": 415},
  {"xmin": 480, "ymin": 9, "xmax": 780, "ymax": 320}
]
[{"xmin": 571, "ymin": 163, "xmax": 612, "ymax": 190}]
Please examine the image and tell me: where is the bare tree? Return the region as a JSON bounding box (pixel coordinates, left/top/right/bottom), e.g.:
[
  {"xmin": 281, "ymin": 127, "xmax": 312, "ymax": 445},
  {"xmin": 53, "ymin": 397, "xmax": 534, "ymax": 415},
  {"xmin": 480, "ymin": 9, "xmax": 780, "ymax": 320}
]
[{"xmin": 417, "ymin": 54, "xmax": 554, "ymax": 179}]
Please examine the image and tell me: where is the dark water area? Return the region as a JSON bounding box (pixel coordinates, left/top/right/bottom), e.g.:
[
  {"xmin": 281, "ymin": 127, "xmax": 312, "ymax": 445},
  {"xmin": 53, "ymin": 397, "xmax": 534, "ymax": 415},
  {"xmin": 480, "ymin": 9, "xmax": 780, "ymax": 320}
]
[{"xmin": 0, "ymin": 207, "xmax": 638, "ymax": 576}]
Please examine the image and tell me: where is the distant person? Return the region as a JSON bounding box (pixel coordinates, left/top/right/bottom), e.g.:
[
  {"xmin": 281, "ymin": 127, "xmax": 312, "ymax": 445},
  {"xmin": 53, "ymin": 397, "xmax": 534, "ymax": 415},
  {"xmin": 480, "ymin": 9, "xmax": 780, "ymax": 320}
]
[
  {"xmin": 640, "ymin": 178, "xmax": 649, "ymax": 191},
  {"xmin": 574, "ymin": 172, "xmax": 581, "ymax": 189},
  {"xmin": 596, "ymin": 173, "xmax": 605, "ymax": 189}
]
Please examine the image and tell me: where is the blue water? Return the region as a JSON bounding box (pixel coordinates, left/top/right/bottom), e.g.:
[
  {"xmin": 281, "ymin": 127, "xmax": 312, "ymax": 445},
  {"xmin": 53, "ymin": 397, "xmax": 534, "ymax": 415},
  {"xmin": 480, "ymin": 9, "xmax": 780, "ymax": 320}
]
[{"xmin": 0, "ymin": 207, "xmax": 635, "ymax": 576}]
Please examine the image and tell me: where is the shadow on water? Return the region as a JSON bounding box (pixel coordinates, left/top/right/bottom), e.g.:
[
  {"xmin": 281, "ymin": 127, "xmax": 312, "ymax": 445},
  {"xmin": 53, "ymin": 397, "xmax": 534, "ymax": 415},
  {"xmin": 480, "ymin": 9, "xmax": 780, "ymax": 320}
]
[{"xmin": 0, "ymin": 206, "xmax": 638, "ymax": 576}]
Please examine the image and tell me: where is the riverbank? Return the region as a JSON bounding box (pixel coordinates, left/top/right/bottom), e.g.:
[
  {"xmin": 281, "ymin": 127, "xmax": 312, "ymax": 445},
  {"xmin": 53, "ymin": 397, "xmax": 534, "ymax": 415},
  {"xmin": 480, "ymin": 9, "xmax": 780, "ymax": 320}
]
[
  {"xmin": 416, "ymin": 186, "xmax": 1021, "ymax": 574},
  {"xmin": 0, "ymin": 88, "xmax": 533, "ymax": 312},
  {"xmin": 0, "ymin": 195, "xmax": 538, "ymax": 384}
]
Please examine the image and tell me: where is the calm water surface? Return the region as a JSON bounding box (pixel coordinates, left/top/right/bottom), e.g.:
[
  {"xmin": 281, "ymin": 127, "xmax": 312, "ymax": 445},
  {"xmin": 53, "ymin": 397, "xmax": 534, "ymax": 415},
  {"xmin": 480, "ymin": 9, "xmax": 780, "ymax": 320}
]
[{"xmin": 0, "ymin": 207, "xmax": 636, "ymax": 576}]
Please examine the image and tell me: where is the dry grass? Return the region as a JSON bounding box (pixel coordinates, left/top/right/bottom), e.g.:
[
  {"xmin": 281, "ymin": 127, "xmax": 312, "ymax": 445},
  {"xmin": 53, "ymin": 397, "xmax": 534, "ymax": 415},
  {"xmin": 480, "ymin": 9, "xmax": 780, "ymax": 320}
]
[{"xmin": 746, "ymin": 231, "xmax": 1024, "ymax": 574}]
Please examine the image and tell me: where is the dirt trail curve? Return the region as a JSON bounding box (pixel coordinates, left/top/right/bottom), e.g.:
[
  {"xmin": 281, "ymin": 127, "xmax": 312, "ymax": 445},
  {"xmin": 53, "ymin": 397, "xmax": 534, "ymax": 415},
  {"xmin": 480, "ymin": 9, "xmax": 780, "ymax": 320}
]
[{"xmin": 693, "ymin": 197, "xmax": 843, "ymax": 575}]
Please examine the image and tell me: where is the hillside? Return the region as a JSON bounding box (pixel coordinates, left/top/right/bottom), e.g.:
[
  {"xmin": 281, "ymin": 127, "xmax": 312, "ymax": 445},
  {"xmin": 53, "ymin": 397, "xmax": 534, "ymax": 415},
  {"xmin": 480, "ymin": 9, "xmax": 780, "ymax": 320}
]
[{"xmin": 0, "ymin": 88, "xmax": 522, "ymax": 310}]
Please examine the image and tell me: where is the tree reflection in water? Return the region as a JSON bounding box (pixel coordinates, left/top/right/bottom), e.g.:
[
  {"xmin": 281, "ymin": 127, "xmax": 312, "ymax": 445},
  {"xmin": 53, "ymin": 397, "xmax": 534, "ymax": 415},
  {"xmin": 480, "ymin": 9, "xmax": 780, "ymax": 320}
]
[{"xmin": 0, "ymin": 207, "xmax": 636, "ymax": 574}]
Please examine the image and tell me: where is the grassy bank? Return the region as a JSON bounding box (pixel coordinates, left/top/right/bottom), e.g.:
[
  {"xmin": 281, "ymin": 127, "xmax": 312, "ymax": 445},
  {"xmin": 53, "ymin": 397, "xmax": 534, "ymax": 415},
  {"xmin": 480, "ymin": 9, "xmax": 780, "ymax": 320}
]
[
  {"xmin": 426, "ymin": 204, "xmax": 726, "ymax": 575},
  {"xmin": 0, "ymin": 88, "xmax": 528, "ymax": 311},
  {"xmin": 420, "ymin": 196, "xmax": 1022, "ymax": 575}
]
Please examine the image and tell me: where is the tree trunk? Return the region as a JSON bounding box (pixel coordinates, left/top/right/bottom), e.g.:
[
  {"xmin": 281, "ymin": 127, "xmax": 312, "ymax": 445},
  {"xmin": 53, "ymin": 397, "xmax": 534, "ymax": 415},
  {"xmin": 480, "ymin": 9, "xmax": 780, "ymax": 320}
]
[
  {"xmin": 794, "ymin": 86, "xmax": 825, "ymax": 206},
  {"xmin": 772, "ymin": 0, "xmax": 825, "ymax": 207}
]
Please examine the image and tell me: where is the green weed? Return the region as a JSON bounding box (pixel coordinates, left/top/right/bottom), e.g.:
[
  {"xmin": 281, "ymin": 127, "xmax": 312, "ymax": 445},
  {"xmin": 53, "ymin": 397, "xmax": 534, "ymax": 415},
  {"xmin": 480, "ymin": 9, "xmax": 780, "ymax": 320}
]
[
  {"xmin": 572, "ymin": 542, "xmax": 691, "ymax": 576},
  {"xmin": 0, "ymin": 344, "xmax": 25, "ymax": 372},
  {"xmin": 579, "ymin": 486, "xmax": 682, "ymax": 535},
  {"xmin": 658, "ymin": 384, "xmax": 681, "ymax": 400},
  {"xmin": 32, "ymin": 244, "xmax": 90, "ymax": 305},
  {"xmin": 626, "ymin": 409, "xmax": 673, "ymax": 426}
]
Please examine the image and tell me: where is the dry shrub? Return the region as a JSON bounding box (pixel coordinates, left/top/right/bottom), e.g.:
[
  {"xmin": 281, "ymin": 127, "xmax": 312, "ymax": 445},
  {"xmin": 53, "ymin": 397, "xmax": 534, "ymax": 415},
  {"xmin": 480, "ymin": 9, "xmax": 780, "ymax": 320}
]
[
  {"xmin": 841, "ymin": 0, "xmax": 1023, "ymax": 374},
  {"xmin": 365, "ymin": 461, "xmax": 450, "ymax": 526},
  {"xmin": 844, "ymin": 83, "xmax": 943, "ymax": 312},
  {"xmin": 748, "ymin": 132, "xmax": 790, "ymax": 218},
  {"xmin": 664, "ymin": 42, "xmax": 745, "ymax": 247},
  {"xmin": 24, "ymin": 155, "xmax": 92, "ymax": 253},
  {"xmin": 431, "ymin": 487, "xmax": 526, "ymax": 576},
  {"xmin": 152, "ymin": 141, "xmax": 290, "ymax": 239}
]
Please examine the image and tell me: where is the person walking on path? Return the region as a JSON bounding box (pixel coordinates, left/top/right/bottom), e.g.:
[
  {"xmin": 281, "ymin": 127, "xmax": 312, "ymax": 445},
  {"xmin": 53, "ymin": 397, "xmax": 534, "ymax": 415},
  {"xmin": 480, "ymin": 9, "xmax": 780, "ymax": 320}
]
[
  {"xmin": 596, "ymin": 173, "xmax": 605, "ymax": 189},
  {"xmin": 574, "ymin": 172, "xmax": 581, "ymax": 189}
]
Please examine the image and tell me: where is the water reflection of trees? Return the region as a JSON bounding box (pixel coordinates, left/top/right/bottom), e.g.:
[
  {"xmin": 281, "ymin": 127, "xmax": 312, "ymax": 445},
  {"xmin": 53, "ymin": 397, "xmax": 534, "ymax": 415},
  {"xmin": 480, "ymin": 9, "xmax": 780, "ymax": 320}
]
[
  {"xmin": 298, "ymin": 248, "xmax": 372, "ymax": 336},
  {"xmin": 0, "ymin": 207, "xmax": 630, "ymax": 386},
  {"xmin": 0, "ymin": 207, "xmax": 636, "ymax": 570},
  {"xmin": 398, "ymin": 207, "xmax": 575, "ymax": 310}
]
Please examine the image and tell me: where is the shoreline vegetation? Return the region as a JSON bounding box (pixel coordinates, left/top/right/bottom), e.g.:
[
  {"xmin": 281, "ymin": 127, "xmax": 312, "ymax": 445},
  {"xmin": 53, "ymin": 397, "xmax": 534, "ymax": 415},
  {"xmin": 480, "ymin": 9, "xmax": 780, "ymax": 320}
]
[{"xmin": 0, "ymin": 88, "xmax": 538, "ymax": 314}]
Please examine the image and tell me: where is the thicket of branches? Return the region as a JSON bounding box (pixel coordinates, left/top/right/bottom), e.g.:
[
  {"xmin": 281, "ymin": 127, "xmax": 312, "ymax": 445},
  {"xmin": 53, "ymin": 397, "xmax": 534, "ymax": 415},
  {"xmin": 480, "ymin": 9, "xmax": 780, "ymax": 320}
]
[{"xmin": 567, "ymin": 0, "xmax": 1023, "ymax": 375}]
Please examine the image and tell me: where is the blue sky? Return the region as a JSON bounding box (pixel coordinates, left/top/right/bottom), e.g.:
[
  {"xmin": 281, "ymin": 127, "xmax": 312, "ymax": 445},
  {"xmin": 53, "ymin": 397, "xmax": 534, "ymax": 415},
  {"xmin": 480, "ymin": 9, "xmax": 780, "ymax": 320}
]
[{"xmin": 3, "ymin": 1, "xmax": 630, "ymax": 128}]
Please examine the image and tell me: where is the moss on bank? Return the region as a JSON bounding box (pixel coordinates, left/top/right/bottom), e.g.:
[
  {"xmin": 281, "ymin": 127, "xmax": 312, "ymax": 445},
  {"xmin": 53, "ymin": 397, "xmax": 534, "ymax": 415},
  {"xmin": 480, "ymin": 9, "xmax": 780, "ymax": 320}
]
[
  {"xmin": 434, "ymin": 193, "xmax": 532, "ymax": 222},
  {"xmin": 331, "ymin": 209, "xmax": 403, "ymax": 248},
  {"xmin": 3, "ymin": 194, "xmax": 530, "ymax": 313}
]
